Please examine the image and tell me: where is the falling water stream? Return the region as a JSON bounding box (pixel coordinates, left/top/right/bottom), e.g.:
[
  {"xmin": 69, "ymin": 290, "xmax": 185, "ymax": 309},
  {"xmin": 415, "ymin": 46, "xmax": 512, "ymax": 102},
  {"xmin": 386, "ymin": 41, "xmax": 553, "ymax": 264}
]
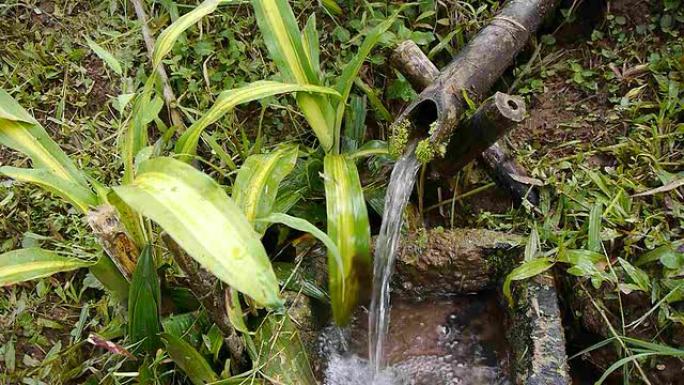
[
  {"xmin": 323, "ymin": 141, "xmax": 511, "ymax": 385},
  {"xmin": 368, "ymin": 141, "xmax": 421, "ymax": 375}
]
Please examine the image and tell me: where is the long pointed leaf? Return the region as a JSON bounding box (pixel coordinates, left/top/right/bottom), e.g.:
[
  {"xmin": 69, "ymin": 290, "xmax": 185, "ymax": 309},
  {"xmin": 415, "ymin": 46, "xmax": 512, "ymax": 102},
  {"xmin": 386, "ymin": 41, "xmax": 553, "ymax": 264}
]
[
  {"xmin": 233, "ymin": 145, "xmax": 298, "ymax": 233},
  {"xmin": 0, "ymin": 90, "xmax": 38, "ymax": 124},
  {"xmin": 128, "ymin": 245, "xmax": 161, "ymax": 353},
  {"xmin": 161, "ymin": 333, "xmax": 219, "ymax": 385},
  {"xmin": 333, "ymin": 15, "xmax": 398, "ymax": 134},
  {"xmin": 86, "ymin": 38, "xmax": 123, "ymax": 76},
  {"xmin": 175, "ymin": 81, "xmax": 339, "ymax": 158},
  {"xmin": 113, "ymin": 157, "xmax": 282, "ymax": 307},
  {"xmin": 0, "ymin": 166, "xmax": 97, "ymax": 213},
  {"xmin": 251, "ymin": 0, "xmax": 335, "ymax": 151},
  {"xmin": 323, "ymin": 155, "xmax": 371, "ymax": 325},
  {"xmin": 0, "ymin": 90, "xmax": 91, "ymax": 189},
  {"xmin": 153, "ymin": 0, "xmax": 221, "ymax": 68},
  {"xmin": 0, "ymin": 248, "xmax": 94, "ymax": 286},
  {"xmin": 251, "ymin": 0, "xmax": 318, "ymax": 84}
]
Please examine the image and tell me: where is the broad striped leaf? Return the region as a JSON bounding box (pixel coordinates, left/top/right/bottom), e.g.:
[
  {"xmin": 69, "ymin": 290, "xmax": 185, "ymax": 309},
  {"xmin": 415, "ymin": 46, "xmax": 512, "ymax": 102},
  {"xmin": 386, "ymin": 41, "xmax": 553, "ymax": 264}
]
[
  {"xmin": 0, "ymin": 248, "xmax": 94, "ymax": 286},
  {"xmin": 175, "ymin": 81, "xmax": 339, "ymax": 158},
  {"xmin": 251, "ymin": 0, "xmax": 336, "ymax": 151},
  {"xmin": 113, "ymin": 157, "xmax": 282, "ymax": 307},
  {"xmin": 251, "ymin": 0, "xmax": 318, "ymax": 84},
  {"xmin": 0, "ymin": 166, "xmax": 97, "ymax": 213},
  {"xmin": 323, "ymin": 155, "xmax": 371, "ymax": 325},
  {"xmin": 128, "ymin": 245, "xmax": 161, "ymax": 353},
  {"xmin": 161, "ymin": 333, "xmax": 219, "ymax": 385},
  {"xmin": 233, "ymin": 145, "xmax": 298, "ymax": 233},
  {"xmin": 0, "ymin": 90, "xmax": 91, "ymax": 189}
]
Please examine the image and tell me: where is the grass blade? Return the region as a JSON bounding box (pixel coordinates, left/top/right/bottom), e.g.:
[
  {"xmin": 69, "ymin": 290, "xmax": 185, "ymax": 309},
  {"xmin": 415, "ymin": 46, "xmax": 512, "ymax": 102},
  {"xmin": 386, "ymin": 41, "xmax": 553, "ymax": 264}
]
[
  {"xmin": 588, "ymin": 202, "xmax": 602, "ymax": 252},
  {"xmin": 333, "ymin": 14, "xmax": 398, "ymax": 137},
  {"xmin": 323, "ymin": 154, "xmax": 371, "ymax": 325},
  {"xmin": 0, "ymin": 248, "xmax": 94, "ymax": 286},
  {"xmin": 161, "ymin": 332, "xmax": 219, "ymax": 385},
  {"xmin": 128, "ymin": 245, "xmax": 161, "ymax": 353},
  {"xmin": 175, "ymin": 81, "xmax": 339, "ymax": 158},
  {"xmin": 86, "ymin": 38, "xmax": 123, "ymax": 76},
  {"xmin": 113, "ymin": 157, "xmax": 282, "ymax": 308},
  {"xmin": 233, "ymin": 145, "xmax": 298, "ymax": 233}
]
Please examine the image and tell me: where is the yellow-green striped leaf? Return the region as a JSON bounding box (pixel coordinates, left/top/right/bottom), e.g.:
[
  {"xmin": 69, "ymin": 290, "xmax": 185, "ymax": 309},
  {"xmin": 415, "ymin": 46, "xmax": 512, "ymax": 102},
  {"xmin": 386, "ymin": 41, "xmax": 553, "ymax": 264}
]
[
  {"xmin": 113, "ymin": 157, "xmax": 282, "ymax": 308},
  {"xmin": 0, "ymin": 167, "xmax": 97, "ymax": 213},
  {"xmin": 0, "ymin": 90, "xmax": 91, "ymax": 189},
  {"xmin": 0, "ymin": 248, "xmax": 94, "ymax": 286},
  {"xmin": 323, "ymin": 154, "xmax": 371, "ymax": 325},
  {"xmin": 233, "ymin": 145, "xmax": 298, "ymax": 233},
  {"xmin": 175, "ymin": 81, "xmax": 339, "ymax": 158},
  {"xmin": 251, "ymin": 0, "xmax": 335, "ymax": 151},
  {"xmin": 251, "ymin": 0, "xmax": 318, "ymax": 84},
  {"xmin": 253, "ymin": 312, "xmax": 317, "ymax": 385}
]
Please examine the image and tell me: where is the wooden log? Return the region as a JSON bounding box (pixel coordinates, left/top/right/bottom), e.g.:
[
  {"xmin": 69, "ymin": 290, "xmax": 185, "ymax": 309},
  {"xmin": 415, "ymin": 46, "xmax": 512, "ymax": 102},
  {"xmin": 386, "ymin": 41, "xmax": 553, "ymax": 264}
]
[
  {"xmin": 391, "ymin": 40, "xmax": 540, "ymax": 205},
  {"xmin": 395, "ymin": 0, "xmax": 560, "ymax": 147},
  {"xmin": 507, "ymin": 274, "xmax": 571, "ymax": 385}
]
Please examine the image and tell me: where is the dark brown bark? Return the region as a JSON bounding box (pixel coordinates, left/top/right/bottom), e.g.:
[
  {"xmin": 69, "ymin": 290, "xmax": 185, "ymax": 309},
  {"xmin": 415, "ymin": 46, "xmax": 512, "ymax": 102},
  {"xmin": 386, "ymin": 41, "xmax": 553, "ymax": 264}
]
[
  {"xmin": 162, "ymin": 233, "xmax": 245, "ymax": 365},
  {"xmin": 433, "ymin": 92, "xmax": 526, "ymax": 175},
  {"xmin": 396, "ymin": 0, "xmax": 561, "ymax": 144},
  {"xmin": 391, "ymin": 40, "xmax": 540, "ymax": 205}
]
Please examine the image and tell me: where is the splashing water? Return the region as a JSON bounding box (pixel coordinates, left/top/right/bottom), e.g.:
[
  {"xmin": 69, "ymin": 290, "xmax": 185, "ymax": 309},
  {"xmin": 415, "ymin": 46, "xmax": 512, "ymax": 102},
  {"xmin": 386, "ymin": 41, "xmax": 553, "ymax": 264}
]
[{"xmin": 368, "ymin": 142, "xmax": 421, "ymax": 375}]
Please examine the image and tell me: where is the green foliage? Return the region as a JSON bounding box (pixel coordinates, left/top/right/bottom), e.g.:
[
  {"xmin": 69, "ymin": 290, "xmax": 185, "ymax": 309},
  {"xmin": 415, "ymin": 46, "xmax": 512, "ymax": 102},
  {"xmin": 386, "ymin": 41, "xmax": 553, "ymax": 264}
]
[
  {"xmin": 114, "ymin": 157, "xmax": 283, "ymax": 308},
  {"xmin": 161, "ymin": 332, "xmax": 219, "ymax": 385},
  {"xmin": 323, "ymin": 154, "xmax": 372, "ymax": 325},
  {"xmin": 128, "ymin": 246, "xmax": 161, "ymax": 353},
  {"xmin": 0, "ymin": 248, "xmax": 94, "ymax": 286}
]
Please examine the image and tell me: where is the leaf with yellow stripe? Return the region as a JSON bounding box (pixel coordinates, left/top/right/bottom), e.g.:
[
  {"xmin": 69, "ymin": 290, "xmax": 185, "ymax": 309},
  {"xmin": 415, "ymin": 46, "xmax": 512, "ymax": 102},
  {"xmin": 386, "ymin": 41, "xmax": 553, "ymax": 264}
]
[
  {"xmin": 174, "ymin": 81, "xmax": 339, "ymax": 158},
  {"xmin": 113, "ymin": 157, "xmax": 283, "ymax": 308},
  {"xmin": 0, "ymin": 248, "xmax": 95, "ymax": 286},
  {"xmin": 251, "ymin": 0, "xmax": 336, "ymax": 151},
  {"xmin": 232, "ymin": 145, "xmax": 298, "ymax": 234},
  {"xmin": 0, "ymin": 167, "xmax": 97, "ymax": 213},
  {"xmin": 323, "ymin": 154, "xmax": 371, "ymax": 325},
  {"xmin": 0, "ymin": 91, "xmax": 91, "ymax": 189}
]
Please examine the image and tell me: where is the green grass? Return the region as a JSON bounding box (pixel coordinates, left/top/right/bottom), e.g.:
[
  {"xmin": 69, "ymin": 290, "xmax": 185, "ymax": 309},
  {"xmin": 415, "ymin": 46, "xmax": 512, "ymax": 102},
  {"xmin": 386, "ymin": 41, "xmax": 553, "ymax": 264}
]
[{"xmin": 0, "ymin": 0, "xmax": 681, "ymax": 384}]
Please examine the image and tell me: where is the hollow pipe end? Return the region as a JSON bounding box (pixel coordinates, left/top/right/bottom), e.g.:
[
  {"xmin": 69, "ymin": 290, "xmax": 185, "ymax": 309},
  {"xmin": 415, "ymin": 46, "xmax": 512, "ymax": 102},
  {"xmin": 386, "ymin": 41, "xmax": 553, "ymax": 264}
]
[{"xmin": 494, "ymin": 92, "xmax": 526, "ymax": 122}]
